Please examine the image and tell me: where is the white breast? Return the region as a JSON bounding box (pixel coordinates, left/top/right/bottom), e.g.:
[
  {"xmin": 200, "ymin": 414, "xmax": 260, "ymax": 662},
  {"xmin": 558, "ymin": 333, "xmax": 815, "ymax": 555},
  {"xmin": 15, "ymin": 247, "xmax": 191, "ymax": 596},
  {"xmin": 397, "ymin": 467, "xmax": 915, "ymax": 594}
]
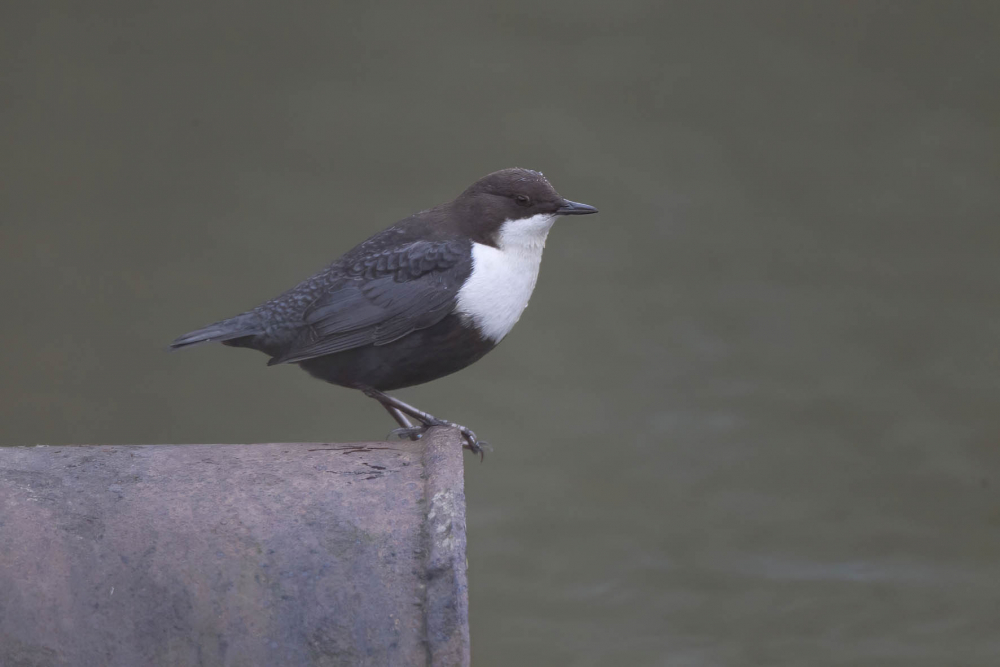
[{"xmin": 455, "ymin": 213, "xmax": 556, "ymax": 343}]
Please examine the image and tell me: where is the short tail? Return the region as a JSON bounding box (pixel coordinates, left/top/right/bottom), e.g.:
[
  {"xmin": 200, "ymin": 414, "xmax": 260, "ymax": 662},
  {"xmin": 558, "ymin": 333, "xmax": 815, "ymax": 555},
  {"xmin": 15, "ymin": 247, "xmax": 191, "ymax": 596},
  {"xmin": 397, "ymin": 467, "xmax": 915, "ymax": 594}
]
[{"xmin": 169, "ymin": 315, "xmax": 262, "ymax": 350}]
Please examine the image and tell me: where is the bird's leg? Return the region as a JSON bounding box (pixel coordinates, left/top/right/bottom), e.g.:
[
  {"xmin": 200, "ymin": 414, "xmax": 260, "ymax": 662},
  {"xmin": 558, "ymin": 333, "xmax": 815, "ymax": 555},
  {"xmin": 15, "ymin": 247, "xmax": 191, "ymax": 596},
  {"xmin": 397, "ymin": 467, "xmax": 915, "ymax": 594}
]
[
  {"xmin": 380, "ymin": 403, "xmax": 421, "ymax": 441},
  {"xmin": 362, "ymin": 387, "xmax": 488, "ymax": 458}
]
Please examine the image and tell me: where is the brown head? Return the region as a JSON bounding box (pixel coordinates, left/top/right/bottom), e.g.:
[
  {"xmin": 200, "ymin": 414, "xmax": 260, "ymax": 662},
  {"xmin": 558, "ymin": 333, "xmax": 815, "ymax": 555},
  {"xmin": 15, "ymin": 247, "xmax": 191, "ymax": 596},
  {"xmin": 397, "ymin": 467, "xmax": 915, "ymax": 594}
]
[{"xmin": 450, "ymin": 168, "xmax": 597, "ymax": 246}]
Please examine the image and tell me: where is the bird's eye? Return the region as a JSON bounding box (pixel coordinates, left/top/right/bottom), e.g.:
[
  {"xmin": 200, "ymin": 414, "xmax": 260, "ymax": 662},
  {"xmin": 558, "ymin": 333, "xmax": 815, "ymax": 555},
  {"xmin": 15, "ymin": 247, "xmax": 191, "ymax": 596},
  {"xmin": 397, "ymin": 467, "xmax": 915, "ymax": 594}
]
[{"xmin": 516, "ymin": 194, "xmax": 531, "ymax": 207}]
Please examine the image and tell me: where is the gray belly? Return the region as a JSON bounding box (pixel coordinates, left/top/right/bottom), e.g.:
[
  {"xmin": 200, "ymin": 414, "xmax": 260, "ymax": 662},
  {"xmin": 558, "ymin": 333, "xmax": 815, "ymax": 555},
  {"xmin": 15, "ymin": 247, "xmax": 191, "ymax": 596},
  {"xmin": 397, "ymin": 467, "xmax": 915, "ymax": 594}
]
[{"xmin": 295, "ymin": 314, "xmax": 497, "ymax": 391}]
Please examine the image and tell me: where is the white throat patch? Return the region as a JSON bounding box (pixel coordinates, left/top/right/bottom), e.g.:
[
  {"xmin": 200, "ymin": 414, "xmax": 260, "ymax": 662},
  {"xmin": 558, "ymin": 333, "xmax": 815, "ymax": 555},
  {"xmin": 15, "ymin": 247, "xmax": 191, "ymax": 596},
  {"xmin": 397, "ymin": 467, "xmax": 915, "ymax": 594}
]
[{"xmin": 455, "ymin": 213, "xmax": 556, "ymax": 342}]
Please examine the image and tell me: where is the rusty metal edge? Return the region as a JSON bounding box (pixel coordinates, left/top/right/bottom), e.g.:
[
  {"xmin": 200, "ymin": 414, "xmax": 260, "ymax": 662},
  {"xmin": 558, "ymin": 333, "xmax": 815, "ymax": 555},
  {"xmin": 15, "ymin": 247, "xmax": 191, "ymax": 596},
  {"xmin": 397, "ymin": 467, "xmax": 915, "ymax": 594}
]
[{"xmin": 420, "ymin": 427, "xmax": 472, "ymax": 667}]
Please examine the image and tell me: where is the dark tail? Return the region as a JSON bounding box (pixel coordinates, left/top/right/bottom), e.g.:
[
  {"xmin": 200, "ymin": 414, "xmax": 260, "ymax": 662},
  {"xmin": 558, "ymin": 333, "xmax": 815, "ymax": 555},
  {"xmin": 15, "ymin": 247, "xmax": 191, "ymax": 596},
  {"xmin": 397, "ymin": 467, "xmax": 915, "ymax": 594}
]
[{"xmin": 169, "ymin": 315, "xmax": 262, "ymax": 350}]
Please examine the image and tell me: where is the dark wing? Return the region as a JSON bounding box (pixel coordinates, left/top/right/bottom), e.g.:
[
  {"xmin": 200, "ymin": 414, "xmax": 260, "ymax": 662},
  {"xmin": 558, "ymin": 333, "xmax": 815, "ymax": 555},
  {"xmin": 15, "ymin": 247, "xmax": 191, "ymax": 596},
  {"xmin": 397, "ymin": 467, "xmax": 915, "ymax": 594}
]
[{"xmin": 266, "ymin": 239, "xmax": 470, "ymax": 365}]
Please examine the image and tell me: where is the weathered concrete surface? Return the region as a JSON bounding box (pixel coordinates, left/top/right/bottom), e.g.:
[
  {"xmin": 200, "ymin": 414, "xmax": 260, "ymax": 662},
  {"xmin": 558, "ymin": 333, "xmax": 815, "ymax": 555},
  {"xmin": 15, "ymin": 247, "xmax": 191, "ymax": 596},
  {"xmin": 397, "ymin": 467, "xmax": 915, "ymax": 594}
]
[{"xmin": 0, "ymin": 427, "xmax": 470, "ymax": 667}]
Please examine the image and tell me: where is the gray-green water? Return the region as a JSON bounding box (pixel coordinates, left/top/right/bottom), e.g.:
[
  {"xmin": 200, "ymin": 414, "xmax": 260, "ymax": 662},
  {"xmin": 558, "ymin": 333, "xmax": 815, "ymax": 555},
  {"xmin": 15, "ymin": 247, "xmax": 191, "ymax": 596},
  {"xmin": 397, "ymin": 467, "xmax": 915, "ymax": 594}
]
[{"xmin": 3, "ymin": 2, "xmax": 999, "ymax": 664}]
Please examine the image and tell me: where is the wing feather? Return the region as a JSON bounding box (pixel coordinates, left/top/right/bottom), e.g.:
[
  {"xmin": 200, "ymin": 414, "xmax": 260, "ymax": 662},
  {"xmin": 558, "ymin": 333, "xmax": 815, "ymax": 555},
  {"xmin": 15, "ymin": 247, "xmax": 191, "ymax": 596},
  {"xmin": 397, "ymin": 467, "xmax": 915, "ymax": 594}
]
[{"xmin": 267, "ymin": 240, "xmax": 469, "ymax": 365}]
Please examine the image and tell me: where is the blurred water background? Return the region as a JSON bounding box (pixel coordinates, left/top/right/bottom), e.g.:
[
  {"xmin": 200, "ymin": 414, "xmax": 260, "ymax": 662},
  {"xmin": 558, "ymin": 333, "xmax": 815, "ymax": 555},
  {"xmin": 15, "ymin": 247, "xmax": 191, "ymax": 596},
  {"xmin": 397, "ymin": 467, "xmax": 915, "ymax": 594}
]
[{"xmin": 2, "ymin": 2, "xmax": 999, "ymax": 664}]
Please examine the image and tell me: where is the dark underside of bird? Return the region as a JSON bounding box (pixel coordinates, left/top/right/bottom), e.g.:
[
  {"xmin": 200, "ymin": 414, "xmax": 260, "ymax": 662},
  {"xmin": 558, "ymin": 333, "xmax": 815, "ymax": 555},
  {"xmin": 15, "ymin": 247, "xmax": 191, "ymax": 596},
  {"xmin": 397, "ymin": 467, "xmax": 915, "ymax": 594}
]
[{"xmin": 170, "ymin": 168, "xmax": 598, "ymax": 454}]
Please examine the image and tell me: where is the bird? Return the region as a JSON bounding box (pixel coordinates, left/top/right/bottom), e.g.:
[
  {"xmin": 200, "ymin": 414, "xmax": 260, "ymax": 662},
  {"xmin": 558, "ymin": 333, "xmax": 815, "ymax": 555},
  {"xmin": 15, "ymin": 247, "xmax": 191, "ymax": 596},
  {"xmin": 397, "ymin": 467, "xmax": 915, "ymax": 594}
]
[{"xmin": 170, "ymin": 168, "xmax": 598, "ymax": 455}]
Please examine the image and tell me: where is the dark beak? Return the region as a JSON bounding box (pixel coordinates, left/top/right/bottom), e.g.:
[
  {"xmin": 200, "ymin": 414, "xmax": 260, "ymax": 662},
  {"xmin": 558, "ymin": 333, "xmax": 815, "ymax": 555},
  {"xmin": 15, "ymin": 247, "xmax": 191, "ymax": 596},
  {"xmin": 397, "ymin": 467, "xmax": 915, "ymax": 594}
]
[{"xmin": 556, "ymin": 199, "xmax": 599, "ymax": 216}]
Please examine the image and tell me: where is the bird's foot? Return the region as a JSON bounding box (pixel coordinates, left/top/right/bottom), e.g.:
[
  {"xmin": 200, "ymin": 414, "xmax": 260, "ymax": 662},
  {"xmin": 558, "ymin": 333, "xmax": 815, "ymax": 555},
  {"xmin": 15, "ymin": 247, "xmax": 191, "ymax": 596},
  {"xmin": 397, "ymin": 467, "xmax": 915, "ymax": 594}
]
[
  {"xmin": 366, "ymin": 387, "xmax": 490, "ymax": 460},
  {"xmin": 389, "ymin": 419, "xmax": 488, "ymax": 460}
]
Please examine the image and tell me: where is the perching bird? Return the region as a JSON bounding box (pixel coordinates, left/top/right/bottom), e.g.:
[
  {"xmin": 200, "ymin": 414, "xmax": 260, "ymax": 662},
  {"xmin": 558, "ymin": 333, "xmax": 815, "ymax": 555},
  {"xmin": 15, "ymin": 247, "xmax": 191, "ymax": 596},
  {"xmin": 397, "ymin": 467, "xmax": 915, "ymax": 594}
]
[{"xmin": 170, "ymin": 168, "xmax": 597, "ymax": 454}]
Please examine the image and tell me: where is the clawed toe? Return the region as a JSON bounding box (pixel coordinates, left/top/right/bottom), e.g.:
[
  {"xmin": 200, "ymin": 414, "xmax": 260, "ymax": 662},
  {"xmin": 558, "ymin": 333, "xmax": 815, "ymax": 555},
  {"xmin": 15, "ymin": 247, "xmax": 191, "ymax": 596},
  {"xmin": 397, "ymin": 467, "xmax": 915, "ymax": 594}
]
[
  {"xmin": 458, "ymin": 428, "xmax": 491, "ymax": 461},
  {"xmin": 388, "ymin": 426, "xmax": 426, "ymax": 441}
]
